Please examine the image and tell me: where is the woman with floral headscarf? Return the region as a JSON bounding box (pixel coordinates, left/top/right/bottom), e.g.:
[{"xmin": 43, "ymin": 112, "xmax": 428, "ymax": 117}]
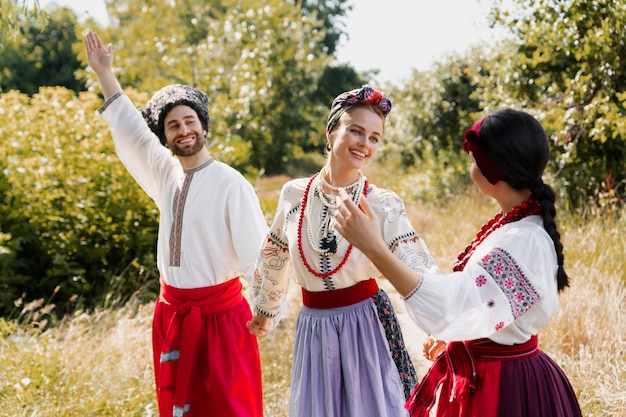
[{"xmin": 247, "ymin": 85, "xmax": 440, "ymax": 417}]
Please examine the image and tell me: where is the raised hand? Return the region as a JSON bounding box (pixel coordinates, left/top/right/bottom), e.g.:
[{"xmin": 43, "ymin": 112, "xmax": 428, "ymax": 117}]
[
  {"xmin": 84, "ymin": 31, "xmax": 113, "ymax": 75},
  {"xmin": 83, "ymin": 31, "xmax": 122, "ymax": 100}
]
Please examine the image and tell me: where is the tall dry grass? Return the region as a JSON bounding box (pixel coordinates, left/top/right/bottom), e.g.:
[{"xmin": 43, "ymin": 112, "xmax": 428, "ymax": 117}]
[
  {"xmin": 0, "ymin": 302, "xmax": 156, "ymax": 416},
  {"xmin": 544, "ymin": 216, "xmax": 626, "ymax": 417},
  {"xmin": 1, "ymin": 175, "xmax": 624, "ymax": 416}
]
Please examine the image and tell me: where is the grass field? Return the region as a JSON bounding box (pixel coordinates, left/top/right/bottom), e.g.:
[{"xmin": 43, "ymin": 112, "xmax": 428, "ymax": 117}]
[{"xmin": 1, "ymin": 172, "xmax": 625, "ymax": 416}]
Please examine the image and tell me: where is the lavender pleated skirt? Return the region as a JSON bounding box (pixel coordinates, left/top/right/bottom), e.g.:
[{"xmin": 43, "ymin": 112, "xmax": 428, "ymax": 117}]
[{"xmin": 289, "ymin": 296, "xmax": 410, "ymax": 417}]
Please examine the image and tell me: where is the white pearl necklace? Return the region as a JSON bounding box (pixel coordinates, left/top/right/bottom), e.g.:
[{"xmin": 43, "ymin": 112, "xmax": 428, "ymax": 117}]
[
  {"xmin": 319, "ymin": 167, "xmax": 363, "ymax": 192},
  {"xmin": 304, "ymin": 173, "xmax": 365, "ymax": 255}
]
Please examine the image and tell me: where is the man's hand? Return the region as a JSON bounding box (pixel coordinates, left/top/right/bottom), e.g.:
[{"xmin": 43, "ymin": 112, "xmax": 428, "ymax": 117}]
[
  {"xmin": 84, "ymin": 31, "xmax": 122, "ymax": 99},
  {"xmin": 84, "ymin": 31, "xmax": 114, "ymax": 76}
]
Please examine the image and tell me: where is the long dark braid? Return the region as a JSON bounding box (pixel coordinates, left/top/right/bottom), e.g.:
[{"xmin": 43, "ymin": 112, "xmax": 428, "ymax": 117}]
[
  {"xmin": 532, "ymin": 183, "xmax": 569, "ymax": 291},
  {"xmin": 480, "ymin": 109, "xmax": 570, "ymax": 292}
]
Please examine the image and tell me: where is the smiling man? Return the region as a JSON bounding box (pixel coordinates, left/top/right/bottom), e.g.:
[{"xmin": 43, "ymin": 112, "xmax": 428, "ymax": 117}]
[{"xmin": 85, "ymin": 31, "xmax": 267, "ymax": 417}]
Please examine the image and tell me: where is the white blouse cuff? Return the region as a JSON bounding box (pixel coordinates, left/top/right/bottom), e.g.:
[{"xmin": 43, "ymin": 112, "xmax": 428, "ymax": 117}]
[{"xmin": 402, "ymin": 274, "xmax": 424, "ymax": 300}]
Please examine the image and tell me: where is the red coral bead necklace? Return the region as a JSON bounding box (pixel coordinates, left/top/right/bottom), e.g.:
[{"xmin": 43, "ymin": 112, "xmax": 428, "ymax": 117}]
[
  {"xmin": 453, "ymin": 198, "xmax": 540, "ymax": 272},
  {"xmin": 297, "ymin": 171, "xmax": 369, "ymax": 278}
]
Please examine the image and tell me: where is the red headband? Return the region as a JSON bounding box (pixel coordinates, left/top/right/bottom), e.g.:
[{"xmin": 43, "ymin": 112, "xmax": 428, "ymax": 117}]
[{"xmin": 462, "ymin": 117, "xmax": 507, "ymax": 185}]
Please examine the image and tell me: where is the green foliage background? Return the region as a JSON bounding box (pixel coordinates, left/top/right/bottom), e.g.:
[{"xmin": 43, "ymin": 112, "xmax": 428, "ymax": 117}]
[
  {"xmin": 1, "ymin": 0, "xmax": 625, "ymax": 317},
  {"xmin": 0, "ymin": 6, "xmax": 85, "ymax": 95},
  {"xmin": 0, "ymin": 88, "xmax": 159, "ymax": 316},
  {"xmin": 383, "ymin": 0, "xmax": 626, "ymax": 211}
]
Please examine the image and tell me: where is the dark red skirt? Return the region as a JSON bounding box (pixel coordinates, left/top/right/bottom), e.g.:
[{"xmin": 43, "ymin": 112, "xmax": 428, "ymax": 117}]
[{"xmin": 407, "ymin": 336, "xmax": 582, "ymax": 417}]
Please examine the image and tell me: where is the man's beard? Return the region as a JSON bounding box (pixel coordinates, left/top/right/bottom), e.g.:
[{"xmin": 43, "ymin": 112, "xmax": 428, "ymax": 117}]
[{"xmin": 170, "ymin": 135, "xmax": 206, "ymax": 157}]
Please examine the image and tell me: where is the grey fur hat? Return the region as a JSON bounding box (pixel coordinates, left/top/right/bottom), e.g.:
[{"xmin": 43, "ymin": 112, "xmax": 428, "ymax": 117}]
[{"xmin": 141, "ymin": 84, "xmax": 210, "ymax": 145}]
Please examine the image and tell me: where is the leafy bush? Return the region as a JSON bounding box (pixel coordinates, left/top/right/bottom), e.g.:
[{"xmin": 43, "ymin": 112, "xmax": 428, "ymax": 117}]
[{"xmin": 0, "ymin": 87, "xmax": 159, "ymax": 317}]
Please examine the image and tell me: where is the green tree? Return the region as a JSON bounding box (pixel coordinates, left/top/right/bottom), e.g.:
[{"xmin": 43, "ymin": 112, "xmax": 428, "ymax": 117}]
[
  {"xmin": 292, "ymin": 0, "xmax": 352, "ymax": 54},
  {"xmin": 1, "ymin": 6, "xmax": 85, "ymax": 95},
  {"xmin": 380, "ymin": 50, "xmax": 486, "ymax": 201},
  {"xmin": 0, "ymin": 0, "xmax": 44, "ymax": 48},
  {"xmin": 483, "ymin": 0, "xmax": 626, "ymax": 210},
  {"xmin": 79, "ymin": 0, "xmax": 332, "ymax": 175}
]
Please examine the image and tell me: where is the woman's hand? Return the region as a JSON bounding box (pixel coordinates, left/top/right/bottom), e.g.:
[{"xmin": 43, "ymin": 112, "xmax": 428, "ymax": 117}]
[
  {"xmin": 246, "ymin": 312, "xmax": 272, "ymax": 338},
  {"xmin": 422, "ymin": 336, "xmax": 446, "ymax": 361},
  {"xmin": 336, "ymin": 188, "xmax": 423, "ymax": 296},
  {"xmin": 335, "ymin": 189, "xmax": 386, "ymax": 257}
]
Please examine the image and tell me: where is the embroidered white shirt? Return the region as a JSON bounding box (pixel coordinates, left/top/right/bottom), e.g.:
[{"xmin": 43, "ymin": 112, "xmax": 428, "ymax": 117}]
[
  {"xmin": 100, "ymin": 94, "xmax": 268, "ymax": 288},
  {"xmin": 404, "ymin": 216, "xmax": 560, "ymax": 345},
  {"xmin": 253, "ymin": 177, "xmax": 440, "ymax": 318}
]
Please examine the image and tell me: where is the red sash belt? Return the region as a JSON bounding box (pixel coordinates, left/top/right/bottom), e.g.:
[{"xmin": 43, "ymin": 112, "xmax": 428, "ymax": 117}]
[
  {"xmin": 158, "ymin": 277, "xmax": 243, "ymax": 414},
  {"xmin": 406, "ymin": 335, "xmax": 539, "ymax": 417},
  {"xmin": 302, "ymin": 278, "xmax": 379, "ymax": 309},
  {"xmin": 469, "ymin": 335, "xmax": 539, "ymax": 361}
]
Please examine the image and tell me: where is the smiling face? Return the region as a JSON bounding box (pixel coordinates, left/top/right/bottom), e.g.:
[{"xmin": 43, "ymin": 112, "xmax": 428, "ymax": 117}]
[
  {"xmin": 327, "ymin": 104, "xmax": 384, "ymax": 176},
  {"xmin": 163, "ymin": 104, "xmax": 207, "ymax": 157}
]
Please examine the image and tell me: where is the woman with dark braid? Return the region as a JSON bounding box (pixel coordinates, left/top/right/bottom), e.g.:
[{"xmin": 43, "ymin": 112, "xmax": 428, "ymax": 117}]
[{"xmin": 335, "ymin": 109, "xmax": 583, "ymax": 417}]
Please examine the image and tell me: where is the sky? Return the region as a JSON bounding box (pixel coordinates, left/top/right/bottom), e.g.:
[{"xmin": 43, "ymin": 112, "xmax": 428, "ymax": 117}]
[
  {"xmin": 39, "ymin": 0, "xmax": 505, "ymax": 84},
  {"xmin": 336, "ymin": 0, "xmax": 503, "ymax": 83}
]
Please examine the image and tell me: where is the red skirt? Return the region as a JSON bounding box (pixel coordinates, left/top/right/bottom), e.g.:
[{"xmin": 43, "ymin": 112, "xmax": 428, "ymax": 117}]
[
  {"xmin": 152, "ymin": 277, "xmax": 263, "ymax": 417},
  {"xmin": 406, "ymin": 336, "xmax": 582, "ymax": 417}
]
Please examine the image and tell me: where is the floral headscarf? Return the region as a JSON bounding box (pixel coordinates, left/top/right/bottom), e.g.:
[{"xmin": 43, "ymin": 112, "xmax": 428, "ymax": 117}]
[{"xmin": 326, "ymin": 85, "xmax": 392, "ymax": 135}]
